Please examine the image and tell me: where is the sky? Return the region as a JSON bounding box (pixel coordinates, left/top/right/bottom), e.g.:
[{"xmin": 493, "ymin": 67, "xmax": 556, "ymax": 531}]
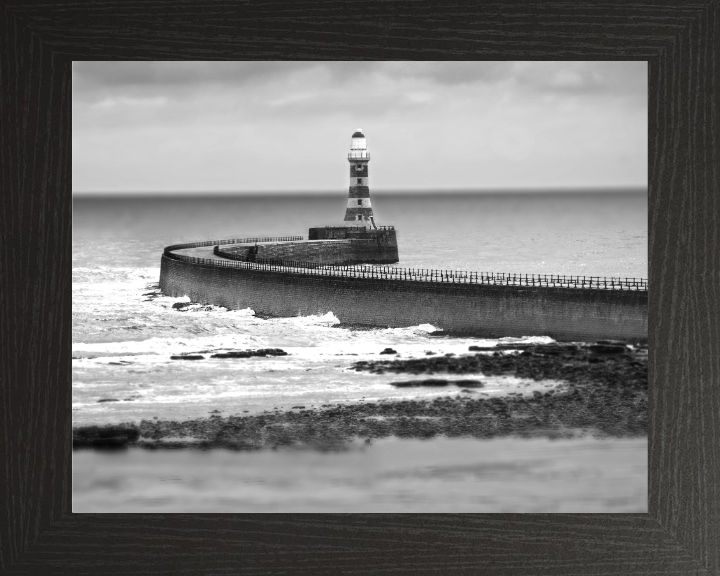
[{"xmin": 72, "ymin": 61, "xmax": 647, "ymax": 194}]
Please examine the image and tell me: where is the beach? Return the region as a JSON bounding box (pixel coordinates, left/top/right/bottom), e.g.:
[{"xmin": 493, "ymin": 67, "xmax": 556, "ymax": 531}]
[{"xmin": 73, "ymin": 341, "xmax": 647, "ymax": 512}]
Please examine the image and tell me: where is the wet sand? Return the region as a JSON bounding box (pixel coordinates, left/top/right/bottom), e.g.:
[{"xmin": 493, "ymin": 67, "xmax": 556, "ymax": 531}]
[{"xmin": 73, "ymin": 436, "xmax": 647, "ymax": 513}]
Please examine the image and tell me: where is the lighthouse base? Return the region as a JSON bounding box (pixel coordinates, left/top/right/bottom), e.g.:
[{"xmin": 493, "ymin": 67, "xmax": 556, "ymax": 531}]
[
  {"xmin": 214, "ymin": 227, "xmax": 399, "ymax": 266},
  {"xmin": 307, "ymin": 226, "xmax": 398, "ymax": 265}
]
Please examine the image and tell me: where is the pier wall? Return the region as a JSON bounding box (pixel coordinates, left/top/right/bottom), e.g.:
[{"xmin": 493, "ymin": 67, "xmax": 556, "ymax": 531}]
[
  {"xmin": 220, "ymin": 234, "xmax": 398, "ymax": 265},
  {"xmin": 160, "ymin": 254, "xmax": 648, "ymax": 342}
]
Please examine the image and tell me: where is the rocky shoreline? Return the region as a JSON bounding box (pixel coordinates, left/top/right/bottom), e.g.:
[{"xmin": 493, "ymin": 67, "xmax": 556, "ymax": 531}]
[{"xmin": 73, "ymin": 341, "xmax": 647, "ymax": 451}]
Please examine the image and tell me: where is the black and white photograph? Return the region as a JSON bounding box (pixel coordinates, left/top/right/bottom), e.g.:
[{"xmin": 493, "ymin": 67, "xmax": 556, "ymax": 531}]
[{"xmin": 72, "ymin": 61, "xmax": 648, "ymax": 513}]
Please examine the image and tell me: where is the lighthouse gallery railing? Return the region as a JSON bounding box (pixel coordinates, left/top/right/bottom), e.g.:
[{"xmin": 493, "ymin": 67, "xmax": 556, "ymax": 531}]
[{"xmin": 163, "ymin": 237, "xmax": 648, "ymax": 291}]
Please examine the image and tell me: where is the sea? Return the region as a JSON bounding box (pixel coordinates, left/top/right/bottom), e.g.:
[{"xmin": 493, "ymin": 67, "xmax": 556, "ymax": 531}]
[{"xmin": 72, "ymin": 190, "xmax": 648, "ymax": 512}]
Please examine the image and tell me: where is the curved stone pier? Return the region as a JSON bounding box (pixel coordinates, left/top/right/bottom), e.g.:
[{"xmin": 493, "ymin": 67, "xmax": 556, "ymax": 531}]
[{"xmin": 159, "ymin": 238, "xmax": 648, "ymax": 342}]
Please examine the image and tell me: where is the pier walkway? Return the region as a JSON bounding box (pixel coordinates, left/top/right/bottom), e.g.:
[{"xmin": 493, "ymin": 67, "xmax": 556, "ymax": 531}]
[{"xmin": 165, "ymin": 238, "xmax": 648, "ymax": 292}]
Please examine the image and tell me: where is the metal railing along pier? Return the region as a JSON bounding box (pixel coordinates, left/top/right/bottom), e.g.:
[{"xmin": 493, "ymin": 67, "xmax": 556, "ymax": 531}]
[{"xmin": 164, "ymin": 237, "xmax": 648, "ymax": 292}]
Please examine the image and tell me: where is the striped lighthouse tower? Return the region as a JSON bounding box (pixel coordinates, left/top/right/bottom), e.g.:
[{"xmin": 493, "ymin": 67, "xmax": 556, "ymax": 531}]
[{"xmin": 344, "ymin": 129, "xmax": 377, "ymax": 228}]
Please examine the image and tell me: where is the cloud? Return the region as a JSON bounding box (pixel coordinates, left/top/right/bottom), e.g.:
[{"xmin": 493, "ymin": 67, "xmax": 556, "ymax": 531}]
[
  {"xmin": 73, "ymin": 62, "xmax": 647, "ymax": 115},
  {"xmin": 386, "ymin": 61, "xmax": 514, "ymax": 85},
  {"xmin": 550, "ymin": 70, "xmax": 585, "ymax": 88},
  {"xmin": 74, "ymin": 61, "xmax": 323, "ymax": 88},
  {"xmin": 91, "ymin": 96, "xmax": 168, "ymax": 108},
  {"xmin": 266, "ymin": 92, "xmax": 317, "ymax": 107},
  {"xmin": 404, "ymin": 91, "xmax": 435, "ymax": 104},
  {"xmin": 514, "ymin": 62, "xmax": 647, "ymax": 96},
  {"xmin": 74, "ymin": 61, "xmax": 647, "ymax": 95},
  {"xmin": 73, "ymin": 61, "xmax": 515, "ymax": 90}
]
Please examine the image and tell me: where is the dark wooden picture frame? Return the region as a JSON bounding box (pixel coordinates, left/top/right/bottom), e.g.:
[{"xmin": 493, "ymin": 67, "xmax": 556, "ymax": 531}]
[{"xmin": 2, "ymin": 2, "xmax": 718, "ymax": 574}]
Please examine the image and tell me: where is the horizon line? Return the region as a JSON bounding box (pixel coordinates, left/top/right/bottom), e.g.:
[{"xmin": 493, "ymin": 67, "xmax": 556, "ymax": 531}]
[{"xmin": 73, "ymin": 186, "xmax": 648, "ymax": 198}]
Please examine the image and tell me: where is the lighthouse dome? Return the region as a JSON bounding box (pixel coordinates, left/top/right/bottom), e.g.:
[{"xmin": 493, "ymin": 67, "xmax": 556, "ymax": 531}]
[{"xmin": 350, "ymin": 129, "xmax": 367, "ymax": 151}]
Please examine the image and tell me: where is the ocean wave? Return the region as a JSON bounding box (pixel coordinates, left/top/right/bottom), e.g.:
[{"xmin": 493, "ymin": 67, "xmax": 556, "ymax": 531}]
[
  {"xmin": 73, "ymin": 266, "xmax": 161, "ymax": 285},
  {"xmin": 72, "ymin": 333, "xmax": 260, "ymax": 357},
  {"xmin": 73, "ymin": 265, "xmax": 556, "ymax": 359},
  {"xmin": 275, "ymin": 311, "xmax": 340, "ymax": 326},
  {"xmin": 498, "ymin": 335, "xmax": 555, "ymax": 344}
]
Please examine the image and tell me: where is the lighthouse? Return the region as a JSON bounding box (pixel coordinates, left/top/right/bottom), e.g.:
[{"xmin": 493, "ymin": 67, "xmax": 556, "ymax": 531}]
[
  {"xmin": 308, "ymin": 128, "xmax": 398, "ymax": 263},
  {"xmin": 344, "ymin": 129, "xmax": 377, "ymax": 228}
]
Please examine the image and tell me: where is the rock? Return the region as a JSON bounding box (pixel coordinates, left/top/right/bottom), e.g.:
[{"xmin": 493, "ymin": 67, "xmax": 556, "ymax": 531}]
[
  {"xmin": 73, "ymin": 425, "xmax": 139, "ymax": 448},
  {"xmin": 460, "ymin": 389, "xmax": 477, "ymax": 394},
  {"xmin": 97, "ymin": 398, "xmax": 120, "ymax": 403},
  {"xmin": 212, "ymin": 348, "xmax": 288, "ymax": 359},
  {"xmin": 172, "ymin": 302, "xmax": 192, "ymax": 310},
  {"xmin": 212, "ymin": 351, "xmax": 253, "ymax": 358},
  {"xmin": 454, "ymin": 380, "xmax": 484, "ymax": 388},
  {"xmin": 292, "ymin": 405, "xmax": 306, "ymax": 409},
  {"xmin": 380, "ymin": 348, "xmax": 397, "ymax": 355},
  {"xmin": 256, "ymin": 348, "xmax": 288, "ymax": 356},
  {"xmin": 390, "ymin": 381, "xmax": 413, "ymax": 388},
  {"xmin": 170, "ymin": 355, "xmax": 204, "ymax": 360},
  {"xmin": 391, "ymin": 379, "xmax": 449, "ymax": 388},
  {"xmin": 469, "ymin": 346, "xmax": 497, "ymax": 351},
  {"xmin": 531, "ymin": 345, "xmax": 562, "ymax": 356},
  {"xmin": 589, "ymin": 343, "xmax": 628, "ymax": 354}
]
